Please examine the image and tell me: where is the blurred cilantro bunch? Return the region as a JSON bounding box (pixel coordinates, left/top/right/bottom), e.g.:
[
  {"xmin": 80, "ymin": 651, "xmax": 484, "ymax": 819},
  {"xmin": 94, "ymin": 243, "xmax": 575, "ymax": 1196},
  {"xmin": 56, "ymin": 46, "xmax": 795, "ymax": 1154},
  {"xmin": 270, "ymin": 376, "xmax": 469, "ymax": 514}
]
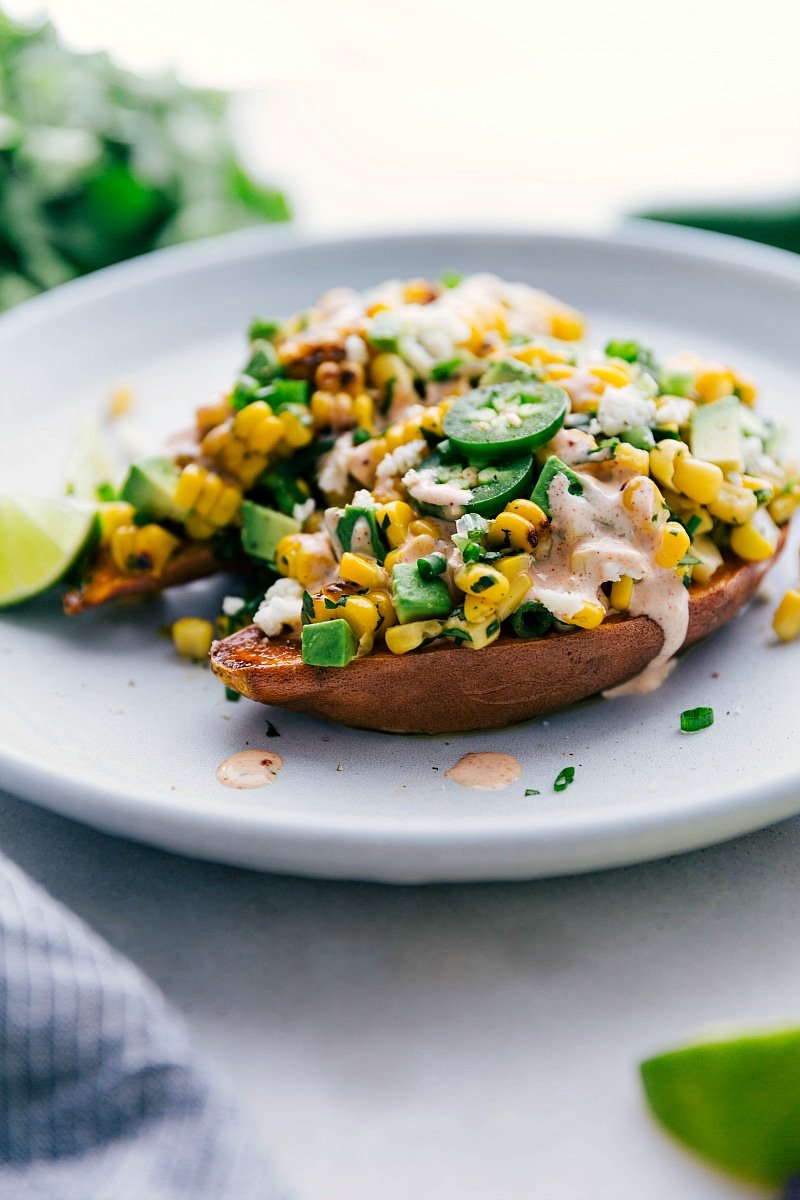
[{"xmin": 0, "ymin": 10, "xmax": 290, "ymax": 310}]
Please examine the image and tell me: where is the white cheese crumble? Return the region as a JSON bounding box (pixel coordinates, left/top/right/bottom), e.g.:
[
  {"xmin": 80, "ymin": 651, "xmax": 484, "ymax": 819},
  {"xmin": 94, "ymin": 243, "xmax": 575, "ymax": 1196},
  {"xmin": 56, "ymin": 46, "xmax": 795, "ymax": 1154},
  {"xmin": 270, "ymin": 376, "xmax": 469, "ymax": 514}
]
[
  {"xmin": 253, "ymin": 577, "xmax": 305, "ymax": 638},
  {"xmin": 292, "ymin": 498, "xmax": 315, "ymax": 523},
  {"xmin": 222, "ymin": 595, "xmax": 245, "ymax": 616},
  {"xmin": 375, "ymin": 438, "xmax": 427, "ymax": 482},
  {"xmin": 318, "ymin": 432, "xmax": 354, "ymax": 496},
  {"xmin": 656, "ymin": 397, "xmax": 694, "ymax": 427},
  {"xmin": 597, "ymin": 384, "xmax": 657, "ymax": 436}
]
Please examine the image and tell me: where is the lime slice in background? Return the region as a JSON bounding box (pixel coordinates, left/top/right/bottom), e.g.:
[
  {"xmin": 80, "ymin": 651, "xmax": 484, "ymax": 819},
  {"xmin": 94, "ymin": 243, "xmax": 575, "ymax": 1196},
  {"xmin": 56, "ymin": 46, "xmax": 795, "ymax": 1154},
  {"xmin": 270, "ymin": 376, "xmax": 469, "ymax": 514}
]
[
  {"xmin": 641, "ymin": 1028, "xmax": 800, "ymax": 1186},
  {"xmin": 0, "ymin": 494, "xmax": 97, "ymax": 607}
]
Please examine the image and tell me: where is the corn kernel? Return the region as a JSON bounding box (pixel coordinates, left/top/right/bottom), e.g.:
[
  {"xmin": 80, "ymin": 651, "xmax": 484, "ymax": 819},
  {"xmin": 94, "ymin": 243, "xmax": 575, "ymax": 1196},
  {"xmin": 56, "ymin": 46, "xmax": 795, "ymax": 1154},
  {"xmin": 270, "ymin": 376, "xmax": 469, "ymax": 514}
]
[
  {"xmin": 193, "ymin": 472, "xmax": 225, "ymax": 518},
  {"xmin": 672, "ymin": 456, "xmax": 724, "ymax": 505},
  {"xmin": 545, "ymin": 363, "xmax": 575, "ymax": 381},
  {"xmin": 769, "ymin": 492, "xmax": 800, "ymax": 526},
  {"xmin": 730, "ymin": 512, "xmax": 779, "ymax": 562},
  {"xmin": 383, "ymin": 548, "xmax": 404, "ymax": 573},
  {"xmin": 564, "ymin": 599, "xmax": 606, "ymax": 630},
  {"xmin": 773, "ymin": 589, "xmax": 800, "ymax": 642},
  {"xmin": 650, "ymin": 440, "xmax": 688, "ymax": 489},
  {"xmin": 196, "ymin": 399, "xmax": 231, "ymax": 434},
  {"xmin": 590, "ymin": 363, "xmax": 630, "ymax": 388},
  {"xmin": 734, "ymin": 374, "xmax": 757, "ymax": 406},
  {"xmin": 409, "ymin": 518, "xmax": 440, "ymax": 539},
  {"xmin": 339, "ymin": 552, "xmax": 386, "ymax": 589},
  {"xmin": 99, "ymin": 502, "xmax": 135, "ymax": 543},
  {"xmin": 509, "ymin": 342, "xmax": 567, "ymax": 366},
  {"xmin": 370, "ymin": 353, "xmax": 414, "ymax": 402},
  {"xmin": 200, "ymin": 423, "xmax": 232, "ymax": 459},
  {"xmin": 366, "ymin": 588, "xmax": 397, "ymax": 633},
  {"xmin": 496, "ymin": 553, "xmax": 533, "ymax": 580},
  {"xmin": 690, "ymin": 534, "xmax": 723, "ymax": 585},
  {"xmin": 495, "ymin": 571, "xmax": 531, "ymax": 622},
  {"xmin": 175, "ymin": 463, "xmax": 206, "ymax": 510},
  {"xmin": 209, "ymin": 484, "xmax": 242, "ymax": 527},
  {"xmin": 610, "ymin": 575, "xmax": 634, "ymax": 611},
  {"xmin": 352, "ymin": 392, "xmax": 374, "ymax": 432},
  {"xmin": 218, "ymin": 439, "xmax": 247, "ymax": 477},
  {"xmin": 464, "ymin": 615, "xmax": 503, "ymax": 650},
  {"xmin": 419, "ymin": 406, "xmax": 446, "ymax": 437},
  {"xmin": 108, "ymin": 385, "xmax": 133, "ymax": 418},
  {"xmin": 708, "ymin": 482, "xmax": 758, "ymax": 526},
  {"xmin": 385, "ymin": 619, "xmax": 444, "ymax": 655},
  {"xmin": 550, "ymin": 309, "xmax": 584, "ymax": 341},
  {"xmin": 246, "ymin": 409, "xmax": 284, "ymax": 454},
  {"xmin": 464, "ymin": 594, "xmax": 496, "ymax": 623},
  {"xmin": 487, "ymin": 511, "xmax": 537, "ymax": 551},
  {"xmin": 505, "ymin": 498, "xmax": 548, "ymax": 530},
  {"xmin": 278, "ymin": 408, "xmax": 313, "ymax": 449},
  {"xmin": 376, "ymin": 501, "xmax": 414, "ymax": 549},
  {"xmin": 614, "ymin": 443, "xmax": 651, "ymax": 475},
  {"xmin": 655, "ymin": 522, "xmax": 691, "ymax": 569},
  {"xmin": 184, "ymin": 512, "xmax": 216, "ymax": 540},
  {"xmin": 131, "ymin": 524, "xmax": 181, "ymax": 575},
  {"xmin": 110, "ymin": 525, "xmax": 139, "ymax": 572},
  {"xmin": 695, "ymin": 366, "xmax": 735, "ymax": 404},
  {"xmin": 454, "ymin": 563, "xmax": 510, "ymax": 604},
  {"xmin": 172, "ymin": 617, "xmax": 214, "ymax": 660},
  {"xmin": 233, "ymin": 399, "xmax": 271, "ymax": 440},
  {"xmin": 339, "ymin": 595, "xmax": 382, "ymax": 641},
  {"xmin": 622, "ymin": 475, "xmax": 664, "ymax": 519}
]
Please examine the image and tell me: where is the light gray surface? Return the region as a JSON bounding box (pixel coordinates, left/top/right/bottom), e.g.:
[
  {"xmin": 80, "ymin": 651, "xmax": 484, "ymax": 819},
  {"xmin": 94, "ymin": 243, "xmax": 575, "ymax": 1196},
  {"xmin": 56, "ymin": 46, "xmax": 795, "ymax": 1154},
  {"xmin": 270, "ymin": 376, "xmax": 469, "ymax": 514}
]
[{"xmin": 3, "ymin": 786, "xmax": 797, "ymax": 1200}]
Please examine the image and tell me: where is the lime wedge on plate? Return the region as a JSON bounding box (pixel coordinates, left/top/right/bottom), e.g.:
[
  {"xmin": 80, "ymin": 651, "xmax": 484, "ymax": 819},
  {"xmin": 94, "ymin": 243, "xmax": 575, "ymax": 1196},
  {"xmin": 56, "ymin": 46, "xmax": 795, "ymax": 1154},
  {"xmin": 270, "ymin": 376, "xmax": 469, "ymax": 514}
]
[
  {"xmin": 641, "ymin": 1027, "xmax": 800, "ymax": 1186},
  {"xmin": 0, "ymin": 494, "xmax": 97, "ymax": 607}
]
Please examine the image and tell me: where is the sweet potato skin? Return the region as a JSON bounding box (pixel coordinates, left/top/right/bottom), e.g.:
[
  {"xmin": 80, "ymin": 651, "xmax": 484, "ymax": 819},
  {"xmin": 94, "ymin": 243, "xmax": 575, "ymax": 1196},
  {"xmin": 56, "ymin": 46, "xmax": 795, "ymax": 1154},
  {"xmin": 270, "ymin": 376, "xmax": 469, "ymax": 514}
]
[
  {"xmin": 210, "ymin": 540, "xmax": 784, "ymax": 734},
  {"xmin": 63, "ymin": 543, "xmax": 222, "ymax": 614}
]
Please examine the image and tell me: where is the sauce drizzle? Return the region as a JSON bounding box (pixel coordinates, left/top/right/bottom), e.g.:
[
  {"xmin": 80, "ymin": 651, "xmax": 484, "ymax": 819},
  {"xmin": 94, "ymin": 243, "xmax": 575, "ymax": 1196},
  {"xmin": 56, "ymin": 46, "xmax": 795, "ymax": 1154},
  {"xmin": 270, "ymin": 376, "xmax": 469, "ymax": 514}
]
[
  {"xmin": 216, "ymin": 749, "xmax": 283, "ymax": 789},
  {"xmin": 445, "ymin": 751, "xmax": 522, "ymax": 791}
]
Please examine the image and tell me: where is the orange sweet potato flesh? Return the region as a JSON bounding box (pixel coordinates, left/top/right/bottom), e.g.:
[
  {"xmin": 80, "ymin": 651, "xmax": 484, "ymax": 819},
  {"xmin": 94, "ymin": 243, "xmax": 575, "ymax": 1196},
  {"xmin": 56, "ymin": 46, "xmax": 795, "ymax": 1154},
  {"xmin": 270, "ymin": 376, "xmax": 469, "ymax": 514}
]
[
  {"xmin": 63, "ymin": 543, "xmax": 222, "ymax": 614},
  {"xmin": 210, "ymin": 538, "xmax": 785, "ymax": 734}
]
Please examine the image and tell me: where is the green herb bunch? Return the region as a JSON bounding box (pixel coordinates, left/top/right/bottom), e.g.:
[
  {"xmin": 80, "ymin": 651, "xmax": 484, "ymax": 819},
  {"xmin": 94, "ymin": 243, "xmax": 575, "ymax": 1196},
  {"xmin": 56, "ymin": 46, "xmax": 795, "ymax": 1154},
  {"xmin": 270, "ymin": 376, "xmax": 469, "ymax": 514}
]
[{"xmin": 0, "ymin": 10, "xmax": 290, "ymax": 309}]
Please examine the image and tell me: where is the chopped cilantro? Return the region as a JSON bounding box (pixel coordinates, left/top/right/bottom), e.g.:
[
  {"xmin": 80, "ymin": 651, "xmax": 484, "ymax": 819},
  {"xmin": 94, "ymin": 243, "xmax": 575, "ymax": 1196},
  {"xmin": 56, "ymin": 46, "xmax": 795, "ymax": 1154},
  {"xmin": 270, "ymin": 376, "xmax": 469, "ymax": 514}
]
[
  {"xmin": 525, "ymin": 788, "xmax": 541, "ymax": 796},
  {"xmin": 431, "ymin": 357, "xmax": 463, "ymax": 382},
  {"xmin": 554, "ymin": 766, "xmax": 575, "ymax": 793}
]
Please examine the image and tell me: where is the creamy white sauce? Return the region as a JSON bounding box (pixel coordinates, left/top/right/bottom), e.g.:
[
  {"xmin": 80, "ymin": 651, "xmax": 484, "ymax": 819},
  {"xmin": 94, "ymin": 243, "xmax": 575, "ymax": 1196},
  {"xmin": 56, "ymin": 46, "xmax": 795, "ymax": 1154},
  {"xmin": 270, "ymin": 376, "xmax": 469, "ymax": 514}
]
[
  {"xmin": 216, "ymin": 750, "xmax": 283, "ymax": 789},
  {"xmin": 526, "ymin": 469, "xmax": 689, "ymax": 695},
  {"xmin": 445, "ymin": 751, "xmax": 522, "ymax": 790},
  {"xmin": 402, "ymin": 467, "xmax": 473, "ymax": 517}
]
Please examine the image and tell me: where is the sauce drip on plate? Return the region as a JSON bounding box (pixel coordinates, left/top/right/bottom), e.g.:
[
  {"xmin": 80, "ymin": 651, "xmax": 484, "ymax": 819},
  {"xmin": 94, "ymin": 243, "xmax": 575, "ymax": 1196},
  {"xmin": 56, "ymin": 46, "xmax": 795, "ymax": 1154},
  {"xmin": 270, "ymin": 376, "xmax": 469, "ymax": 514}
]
[
  {"xmin": 216, "ymin": 749, "xmax": 283, "ymax": 789},
  {"xmin": 445, "ymin": 751, "xmax": 521, "ymax": 791}
]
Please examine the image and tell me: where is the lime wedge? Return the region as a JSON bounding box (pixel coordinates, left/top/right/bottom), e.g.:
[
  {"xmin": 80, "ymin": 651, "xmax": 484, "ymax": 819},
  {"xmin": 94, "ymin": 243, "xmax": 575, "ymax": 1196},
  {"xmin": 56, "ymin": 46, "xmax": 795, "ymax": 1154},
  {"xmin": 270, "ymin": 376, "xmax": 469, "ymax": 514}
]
[
  {"xmin": 0, "ymin": 494, "xmax": 97, "ymax": 607},
  {"xmin": 641, "ymin": 1028, "xmax": 800, "ymax": 1186}
]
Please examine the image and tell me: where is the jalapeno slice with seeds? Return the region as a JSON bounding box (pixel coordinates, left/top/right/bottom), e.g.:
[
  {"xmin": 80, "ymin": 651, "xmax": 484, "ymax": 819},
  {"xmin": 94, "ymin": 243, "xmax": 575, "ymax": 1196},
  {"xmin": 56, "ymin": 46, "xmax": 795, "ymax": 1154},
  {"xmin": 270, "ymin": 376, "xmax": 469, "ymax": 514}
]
[{"xmin": 443, "ymin": 381, "xmax": 568, "ymax": 461}]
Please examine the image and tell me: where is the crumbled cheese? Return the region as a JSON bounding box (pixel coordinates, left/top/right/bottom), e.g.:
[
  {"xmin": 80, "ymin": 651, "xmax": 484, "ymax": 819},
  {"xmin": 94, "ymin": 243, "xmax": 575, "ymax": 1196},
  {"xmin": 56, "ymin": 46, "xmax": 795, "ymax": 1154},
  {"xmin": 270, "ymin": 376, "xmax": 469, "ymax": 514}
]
[
  {"xmin": 597, "ymin": 385, "xmax": 657, "ymax": 436},
  {"xmin": 656, "ymin": 397, "xmax": 694, "ymax": 427},
  {"xmin": 351, "ymin": 488, "xmax": 377, "ymax": 508},
  {"xmin": 375, "ymin": 438, "xmax": 427, "ymax": 482},
  {"xmin": 253, "ymin": 577, "xmax": 305, "ymax": 638},
  {"xmin": 318, "ymin": 432, "xmax": 354, "ymax": 496},
  {"xmin": 344, "ymin": 333, "xmax": 368, "ymax": 363},
  {"xmin": 222, "ymin": 595, "xmax": 245, "ymax": 616},
  {"xmin": 292, "ymin": 498, "xmax": 315, "ymax": 523}
]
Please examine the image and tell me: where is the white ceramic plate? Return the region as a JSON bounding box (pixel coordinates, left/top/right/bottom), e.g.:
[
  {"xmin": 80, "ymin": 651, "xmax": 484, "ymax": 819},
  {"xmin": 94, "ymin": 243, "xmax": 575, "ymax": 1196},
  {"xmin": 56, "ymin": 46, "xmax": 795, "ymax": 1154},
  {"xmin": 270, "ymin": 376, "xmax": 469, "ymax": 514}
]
[{"xmin": 2, "ymin": 225, "xmax": 800, "ymax": 882}]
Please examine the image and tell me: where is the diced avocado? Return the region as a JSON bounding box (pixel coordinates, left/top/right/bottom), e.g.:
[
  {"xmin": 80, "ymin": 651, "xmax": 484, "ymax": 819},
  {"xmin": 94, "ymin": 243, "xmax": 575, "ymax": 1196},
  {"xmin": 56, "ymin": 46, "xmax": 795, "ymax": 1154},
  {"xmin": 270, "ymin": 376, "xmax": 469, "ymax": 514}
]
[
  {"xmin": 392, "ymin": 562, "xmax": 452, "ymax": 624},
  {"xmin": 480, "ymin": 359, "xmax": 540, "ymax": 386},
  {"xmin": 530, "ymin": 455, "xmax": 584, "ymax": 517},
  {"xmin": 620, "ymin": 425, "xmax": 655, "ymax": 451},
  {"xmin": 302, "ymin": 619, "xmax": 357, "ymax": 667},
  {"xmin": 336, "ymin": 505, "xmax": 385, "ymax": 562},
  {"xmin": 691, "ymin": 395, "xmax": 742, "ymax": 470},
  {"xmin": 120, "ymin": 457, "xmax": 186, "ymax": 522},
  {"xmin": 241, "ymin": 500, "xmax": 300, "ymax": 563}
]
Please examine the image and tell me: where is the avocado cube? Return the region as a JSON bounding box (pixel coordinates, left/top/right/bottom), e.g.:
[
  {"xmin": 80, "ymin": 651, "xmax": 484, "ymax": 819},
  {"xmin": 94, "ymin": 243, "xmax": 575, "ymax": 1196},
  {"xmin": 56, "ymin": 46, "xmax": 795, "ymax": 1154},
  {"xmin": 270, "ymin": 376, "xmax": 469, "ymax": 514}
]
[
  {"xmin": 120, "ymin": 457, "xmax": 186, "ymax": 523},
  {"xmin": 301, "ymin": 619, "xmax": 358, "ymax": 667},
  {"xmin": 392, "ymin": 562, "xmax": 452, "ymax": 624},
  {"xmin": 530, "ymin": 455, "xmax": 584, "ymax": 517},
  {"xmin": 241, "ymin": 500, "xmax": 301, "ymax": 563},
  {"xmin": 690, "ymin": 395, "xmax": 742, "ymax": 470}
]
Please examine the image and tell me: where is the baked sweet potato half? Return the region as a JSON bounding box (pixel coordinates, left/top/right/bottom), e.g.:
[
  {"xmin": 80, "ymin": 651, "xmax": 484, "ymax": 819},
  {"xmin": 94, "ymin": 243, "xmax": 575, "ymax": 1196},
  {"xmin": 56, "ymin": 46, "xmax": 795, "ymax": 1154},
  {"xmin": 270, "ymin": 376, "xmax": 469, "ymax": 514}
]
[
  {"xmin": 210, "ymin": 540, "xmax": 783, "ymax": 734},
  {"xmin": 63, "ymin": 543, "xmax": 222, "ymax": 614}
]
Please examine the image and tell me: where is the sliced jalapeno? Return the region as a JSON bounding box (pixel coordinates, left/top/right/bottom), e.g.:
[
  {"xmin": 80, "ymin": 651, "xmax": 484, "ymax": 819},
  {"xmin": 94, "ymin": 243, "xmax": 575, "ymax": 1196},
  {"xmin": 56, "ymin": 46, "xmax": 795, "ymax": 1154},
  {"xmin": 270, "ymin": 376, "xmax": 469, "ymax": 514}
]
[{"xmin": 443, "ymin": 382, "xmax": 568, "ymax": 461}]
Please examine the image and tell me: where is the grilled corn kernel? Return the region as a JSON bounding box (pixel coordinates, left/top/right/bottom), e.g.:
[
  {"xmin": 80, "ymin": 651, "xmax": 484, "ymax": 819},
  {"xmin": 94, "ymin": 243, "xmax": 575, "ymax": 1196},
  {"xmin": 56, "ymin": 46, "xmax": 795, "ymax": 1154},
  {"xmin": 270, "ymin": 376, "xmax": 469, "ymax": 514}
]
[
  {"xmin": 694, "ymin": 366, "xmax": 735, "ymax": 404},
  {"xmin": 550, "ymin": 309, "xmax": 584, "ymax": 341},
  {"xmin": 487, "ymin": 511, "xmax": 537, "ymax": 551},
  {"xmin": 505, "ymin": 499, "xmax": 548, "ymax": 530},
  {"xmin": 234, "ymin": 453, "xmax": 269, "ymax": 490},
  {"xmin": 708, "ymin": 482, "xmax": 758, "ymax": 526},
  {"xmin": 510, "ymin": 342, "xmax": 567, "ymax": 366},
  {"xmin": 233, "ymin": 399, "xmax": 270, "ymax": 440},
  {"xmin": 99, "ymin": 501, "xmax": 135, "ymax": 543},
  {"xmin": 773, "ymin": 589, "xmax": 800, "ymax": 642},
  {"xmin": 211, "ymin": 485, "xmax": 242, "ymax": 527},
  {"xmin": 385, "ymin": 619, "xmax": 444, "ymax": 655},
  {"xmin": 454, "ymin": 563, "xmax": 510, "ymax": 604},
  {"xmin": 610, "ymin": 575, "xmax": 634, "ymax": 611},
  {"xmin": 310, "ymin": 390, "xmax": 354, "ymax": 429},
  {"xmin": 650, "ymin": 440, "xmax": 688, "ymax": 489},
  {"xmin": 376, "ymin": 501, "xmax": 413, "ymax": 549},
  {"xmin": 370, "ymin": 353, "xmax": 414, "ymax": 401},
  {"xmin": 175, "ymin": 463, "xmax": 206, "ymax": 510},
  {"xmin": 246, "ymin": 410, "xmax": 284, "ymax": 454},
  {"xmin": 339, "ymin": 552, "xmax": 386, "ymax": 589},
  {"xmin": 277, "ymin": 408, "xmax": 313, "ymax": 449},
  {"xmin": 184, "ymin": 512, "xmax": 216, "ymax": 540},
  {"xmin": 352, "ymin": 393, "xmax": 374, "ymax": 432},
  {"xmin": 409, "ymin": 518, "xmax": 440, "ymax": 539},
  {"xmin": 590, "ymin": 363, "xmax": 630, "ymax": 388},
  {"xmin": 614, "ymin": 443, "xmax": 651, "ymax": 475},
  {"xmin": 110, "ymin": 525, "xmax": 139, "ymax": 572},
  {"xmin": 496, "ymin": 553, "xmax": 533, "ymax": 580},
  {"xmin": 729, "ymin": 513, "xmax": 779, "ymax": 562},
  {"xmin": 200, "ymin": 423, "xmax": 232, "ymax": 459},
  {"xmin": 495, "ymin": 571, "xmax": 532, "ymax": 622},
  {"xmin": 366, "ymin": 588, "xmax": 397, "ymax": 633},
  {"xmin": 655, "ymin": 522, "xmax": 691, "ymax": 569},
  {"xmin": 769, "ymin": 491, "xmax": 800, "ymax": 526},
  {"xmin": 131, "ymin": 524, "xmax": 180, "ymax": 575},
  {"xmin": 464, "ymin": 594, "xmax": 496, "ymax": 623},
  {"xmin": 419, "ymin": 405, "xmax": 446, "ymax": 437},
  {"xmin": 339, "ymin": 596, "xmax": 382, "ymax": 641},
  {"xmin": 672, "ymin": 455, "xmax": 724, "ymax": 505},
  {"xmin": 545, "ymin": 363, "xmax": 575, "ymax": 382},
  {"xmin": 564, "ymin": 599, "xmax": 606, "ymax": 630},
  {"xmin": 172, "ymin": 617, "xmax": 214, "ymax": 660},
  {"xmin": 195, "ymin": 398, "xmax": 231, "ymax": 434}
]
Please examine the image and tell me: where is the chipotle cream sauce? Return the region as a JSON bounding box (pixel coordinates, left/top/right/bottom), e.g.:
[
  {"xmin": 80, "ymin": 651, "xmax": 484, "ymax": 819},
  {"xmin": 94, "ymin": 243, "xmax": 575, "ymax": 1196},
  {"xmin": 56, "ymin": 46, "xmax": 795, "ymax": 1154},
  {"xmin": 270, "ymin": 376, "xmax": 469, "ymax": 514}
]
[
  {"xmin": 216, "ymin": 750, "xmax": 283, "ymax": 789},
  {"xmin": 445, "ymin": 751, "xmax": 522, "ymax": 791}
]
